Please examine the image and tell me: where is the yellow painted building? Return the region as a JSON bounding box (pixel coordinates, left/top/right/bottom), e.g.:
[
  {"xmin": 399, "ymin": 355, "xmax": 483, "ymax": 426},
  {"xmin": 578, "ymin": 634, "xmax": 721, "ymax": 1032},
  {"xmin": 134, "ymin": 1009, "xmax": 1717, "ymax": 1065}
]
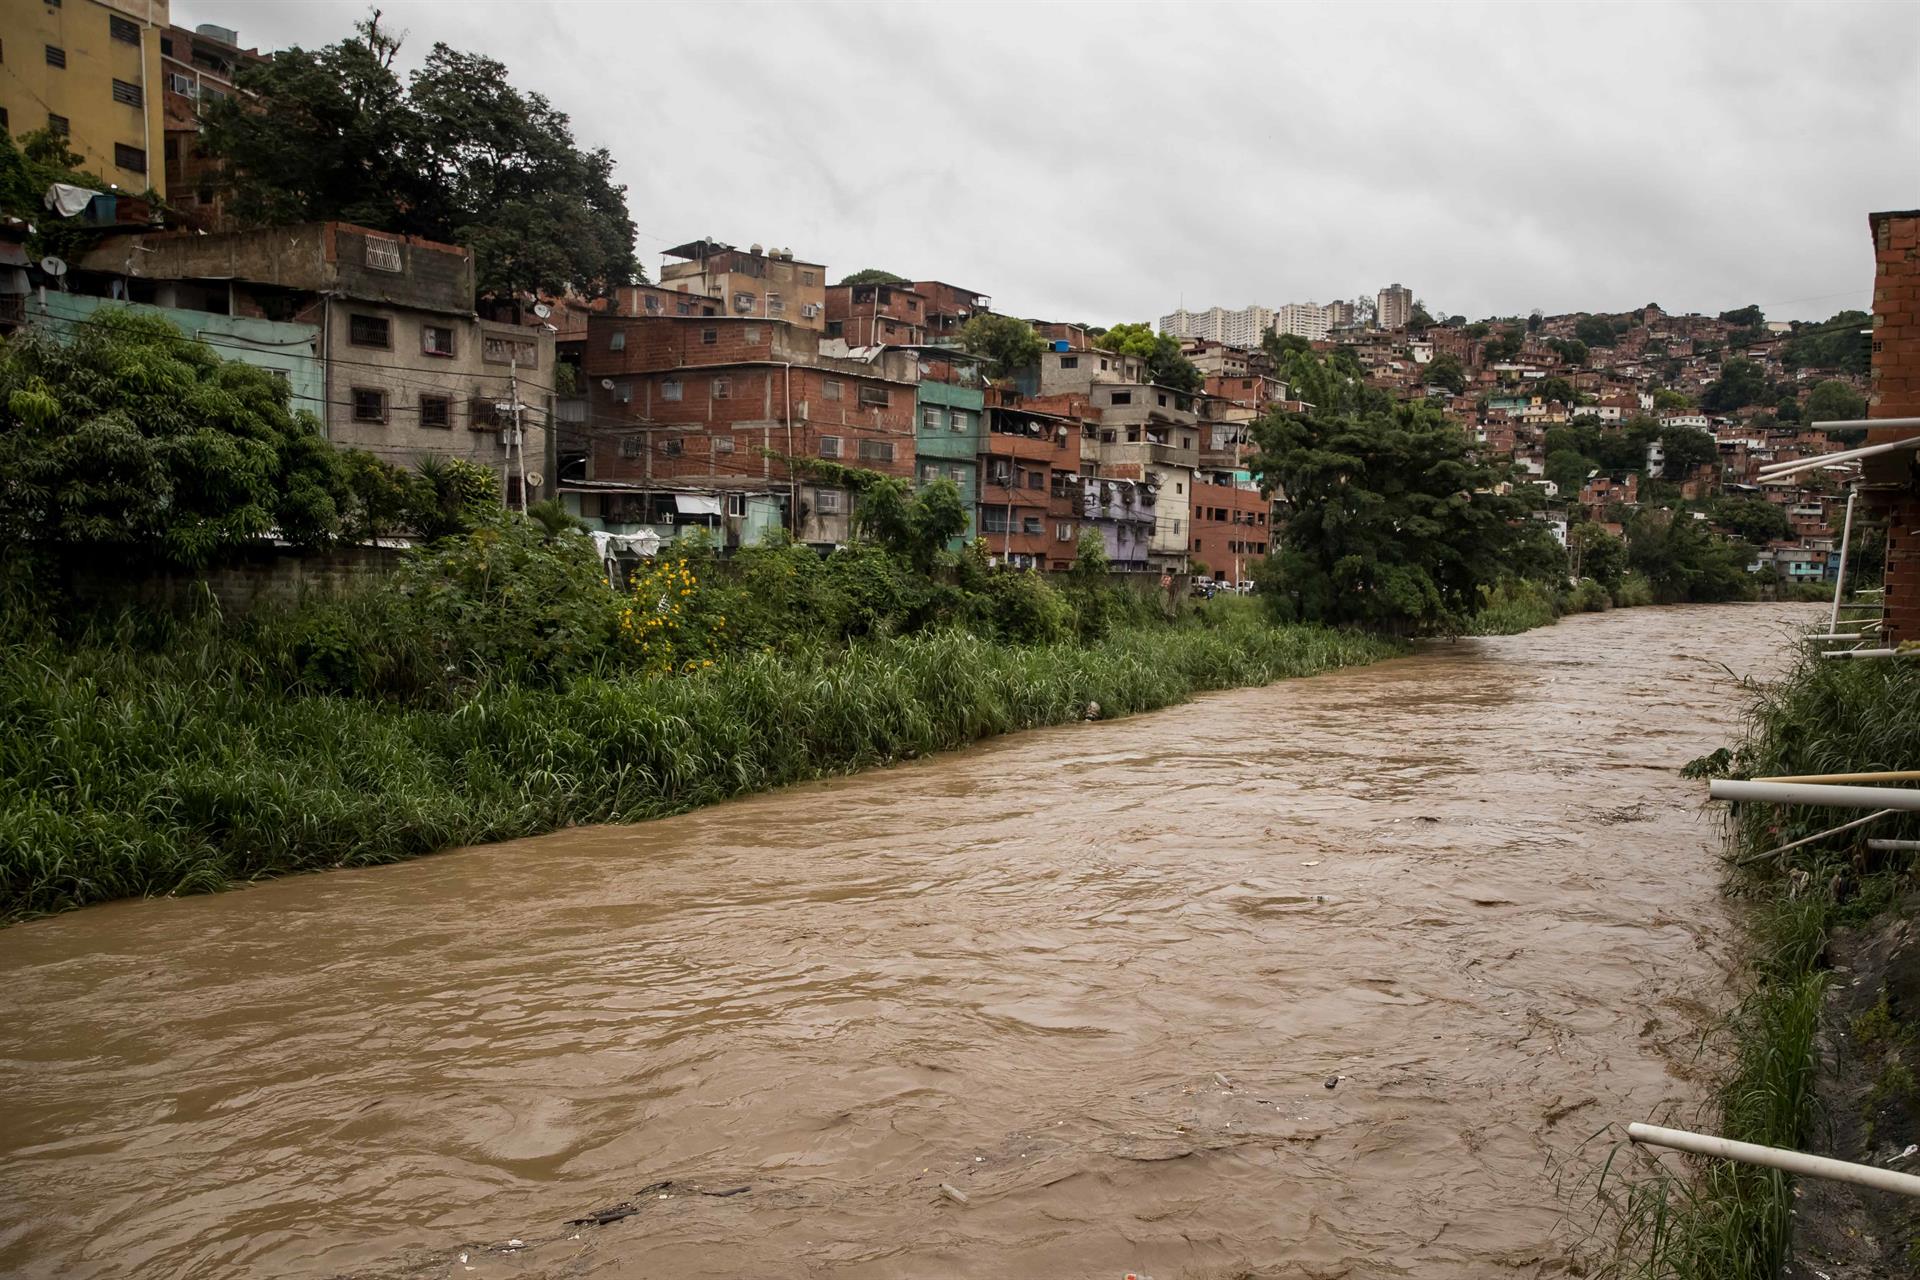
[{"xmin": 1, "ymin": 0, "xmax": 170, "ymax": 196}]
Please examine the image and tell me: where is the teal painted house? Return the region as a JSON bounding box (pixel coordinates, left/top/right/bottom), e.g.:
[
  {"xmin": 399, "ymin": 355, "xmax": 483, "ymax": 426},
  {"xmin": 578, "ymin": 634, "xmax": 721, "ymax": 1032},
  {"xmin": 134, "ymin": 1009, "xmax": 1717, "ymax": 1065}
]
[
  {"xmin": 913, "ymin": 355, "xmax": 986, "ymax": 547},
  {"xmin": 27, "ymin": 293, "xmax": 324, "ymax": 419}
]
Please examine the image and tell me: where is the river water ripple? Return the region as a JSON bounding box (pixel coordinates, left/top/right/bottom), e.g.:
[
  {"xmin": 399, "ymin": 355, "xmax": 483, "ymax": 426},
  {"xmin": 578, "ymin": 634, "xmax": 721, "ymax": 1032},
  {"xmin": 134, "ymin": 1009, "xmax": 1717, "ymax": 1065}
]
[{"xmin": 0, "ymin": 604, "xmax": 1814, "ymax": 1278}]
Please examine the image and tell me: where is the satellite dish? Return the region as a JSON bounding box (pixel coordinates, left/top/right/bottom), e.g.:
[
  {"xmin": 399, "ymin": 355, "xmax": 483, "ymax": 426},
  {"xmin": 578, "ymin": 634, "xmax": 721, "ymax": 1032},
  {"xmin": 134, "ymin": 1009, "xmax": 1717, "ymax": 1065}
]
[
  {"xmin": 40, "ymin": 256, "xmax": 67, "ymax": 277},
  {"xmin": 525, "ymin": 471, "xmax": 544, "ymax": 489},
  {"xmin": 532, "ymin": 303, "xmax": 552, "ymax": 320},
  {"xmin": 600, "ymin": 378, "xmax": 615, "ymax": 390}
]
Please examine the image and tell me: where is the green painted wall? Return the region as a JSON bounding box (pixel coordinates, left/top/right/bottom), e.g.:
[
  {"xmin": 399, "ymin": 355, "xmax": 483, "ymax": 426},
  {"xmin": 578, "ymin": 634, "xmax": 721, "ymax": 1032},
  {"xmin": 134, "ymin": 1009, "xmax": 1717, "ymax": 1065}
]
[
  {"xmin": 27, "ymin": 293, "xmax": 325, "ymax": 421},
  {"xmin": 916, "ymin": 380, "xmax": 985, "ymax": 545}
]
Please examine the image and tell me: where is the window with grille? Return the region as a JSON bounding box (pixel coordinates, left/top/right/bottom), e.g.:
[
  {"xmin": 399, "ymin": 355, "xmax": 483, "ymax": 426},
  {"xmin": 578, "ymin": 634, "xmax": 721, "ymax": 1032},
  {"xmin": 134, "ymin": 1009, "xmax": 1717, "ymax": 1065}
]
[
  {"xmin": 114, "ymin": 144, "xmax": 146, "ymax": 173},
  {"xmin": 1056, "ymin": 523, "xmax": 1075, "ymax": 542},
  {"xmin": 109, "ymin": 14, "xmax": 140, "ymax": 43},
  {"xmin": 112, "ymin": 79, "xmax": 143, "ymax": 108},
  {"xmin": 922, "ymin": 407, "xmax": 942, "ymax": 431},
  {"xmin": 419, "ymin": 394, "xmax": 451, "ymax": 429},
  {"xmin": 701, "ymin": 328, "xmax": 717, "ymax": 345},
  {"xmin": 951, "ymin": 410, "xmax": 972, "ymax": 432},
  {"xmin": 743, "ymin": 325, "xmax": 759, "ymax": 343},
  {"xmin": 619, "ymin": 436, "xmax": 643, "ymax": 458},
  {"xmin": 712, "ymin": 378, "xmax": 731, "ymax": 400},
  {"xmin": 1060, "ymin": 356, "xmax": 1078, "ymax": 369},
  {"xmin": 351, "ymin": 388, "xmax": 387, "ymax": 423},
  {"xmin": 348, "ymin": 314, "xmax": 391, "ymax": 347},
  {"xmin": 421, "ymin": 325, "xmax": 455, "ymax": 357},
  {"xmin": 822, "ymin": 379, "xmax": 842, "ymax": 401},
  {"xmin": 815, "ymin": 488, "xmax": 842, "ymax": 514},
  {"xmin": 660, "ymin": 379, "xmax": 682, "ymax": 402},
  {"xmin": 818, "ymin": 436, "xmax": 841, "ymax": 458},
  {"xmin": 858, "ymin": 386, "xmax": 889, "ymax": 407},
  {"xmin": 611, "ymin": 382, "xmax": 632, "ymax": 403},
  {"xmin": 47, "ymin": 113, "xmax": 69, "ymax": 136},
  {"xmin": 45, "ymin": 46, "xmax": 67, "ymax": 69},
  {"xmin": 608, "ymin": 329, "xmax": 625, "ymax": 350},
  {"xmin": 713, "ymin": 438, "xmax": 735, "ymax": 454},
  {"xmin": 364, "ymin": 238, "xmax": 402, "ymax": 272},
  {"xmin": 858, "ymin": 439, "xmax": 894, "ymax": 463},
  {"xmin": 662, "ymin": 438, "xmax": 683, "ymax": 456},
  {"xmin": 1023, "ymin": 517, "xmax": 1043, "ymax": 535}
]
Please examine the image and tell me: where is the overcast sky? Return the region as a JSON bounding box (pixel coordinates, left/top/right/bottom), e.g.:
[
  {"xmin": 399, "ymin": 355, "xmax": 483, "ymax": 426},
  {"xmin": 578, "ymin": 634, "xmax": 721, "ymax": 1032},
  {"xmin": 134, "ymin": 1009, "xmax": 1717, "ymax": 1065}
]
[{"xmin": 182, "ymin": 0, "xmax": 1917, "ymax": 326}]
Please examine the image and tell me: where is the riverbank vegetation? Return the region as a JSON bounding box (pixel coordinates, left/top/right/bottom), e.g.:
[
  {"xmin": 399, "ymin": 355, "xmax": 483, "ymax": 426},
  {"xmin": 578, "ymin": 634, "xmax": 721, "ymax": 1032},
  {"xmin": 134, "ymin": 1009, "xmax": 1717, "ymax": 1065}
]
[{"xmin": 1595, "ymin": 649, "xmax": 1920, "ymax": 1277}]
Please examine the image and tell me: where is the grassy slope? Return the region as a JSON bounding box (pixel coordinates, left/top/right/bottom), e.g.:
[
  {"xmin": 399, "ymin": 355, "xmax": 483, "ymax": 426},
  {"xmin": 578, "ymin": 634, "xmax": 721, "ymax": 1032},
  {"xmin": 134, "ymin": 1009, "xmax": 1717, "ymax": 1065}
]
[{"xmin": 1, "ymin": 613, "xmax": 1399, "ymax": 920}]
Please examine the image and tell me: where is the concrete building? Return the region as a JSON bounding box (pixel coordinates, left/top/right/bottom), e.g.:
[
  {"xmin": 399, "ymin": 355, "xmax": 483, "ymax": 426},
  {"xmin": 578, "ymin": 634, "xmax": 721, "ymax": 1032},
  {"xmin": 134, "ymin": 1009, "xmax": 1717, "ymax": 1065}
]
[
  {"xmin": 1084, "ymin": 382, "xmax": 1201, "ymax": 572},
  {"xmin": 2, "ymin": 0, "xmax": 169, "ymax": 195},
  {"xmin": 913, "ymin": 349, "xmax": 985, "ymax": 548},
  {"xmin": 1376, "ymin": 282, "xmax": 1413, "ymax": 330},
  {"xmin": 1189, "ymin": 469, "xmax": 1271, "ymax": 583},
  {"xmin": 657, "ymin": 239, "xmax": 828, "ymax": 331},
  {"xmin": 1275, "ymin": 302, "xmax": 1333, "ymax": 341},
  {"xmin": 158, "ymin": 19, "xmax": 263, "ymax": 228},
  {"xmin": 1159, "ymin": 304, "xmax": 1274, "ymax": 350},
  {"xmin": 1326, "ymin": 299, "xmax": 1360, "ymax": 329},
  {"xmin": 1079, "ymin": 475, "xmax": 1156, "ymax": 572},
  {"xmin": 77, "ymin": 221, "xmax": 554, "ymax": 497}
]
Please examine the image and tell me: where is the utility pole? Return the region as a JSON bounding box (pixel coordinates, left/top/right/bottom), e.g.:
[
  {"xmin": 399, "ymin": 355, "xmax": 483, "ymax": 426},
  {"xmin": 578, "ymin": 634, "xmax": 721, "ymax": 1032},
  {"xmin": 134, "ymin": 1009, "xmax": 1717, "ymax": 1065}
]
[{"xmin": 509, "ymin": 356, "xmax": 528, "ymax": 514}]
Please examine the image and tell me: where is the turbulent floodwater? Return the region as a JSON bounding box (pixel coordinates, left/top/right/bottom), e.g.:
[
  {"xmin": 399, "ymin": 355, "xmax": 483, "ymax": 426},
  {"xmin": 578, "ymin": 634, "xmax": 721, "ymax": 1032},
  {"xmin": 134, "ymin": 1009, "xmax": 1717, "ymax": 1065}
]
[{"xmin": 0, "ymin": 604, "xmax": 1815, "ymax": 1279}]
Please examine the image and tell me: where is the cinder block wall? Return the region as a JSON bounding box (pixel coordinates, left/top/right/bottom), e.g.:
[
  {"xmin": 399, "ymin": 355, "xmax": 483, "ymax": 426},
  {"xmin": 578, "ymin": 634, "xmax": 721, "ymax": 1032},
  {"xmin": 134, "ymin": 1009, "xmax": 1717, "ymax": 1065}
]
[{"xmin": 1868, "ymin": 211, "xmax": 1920, "ymax": 644}]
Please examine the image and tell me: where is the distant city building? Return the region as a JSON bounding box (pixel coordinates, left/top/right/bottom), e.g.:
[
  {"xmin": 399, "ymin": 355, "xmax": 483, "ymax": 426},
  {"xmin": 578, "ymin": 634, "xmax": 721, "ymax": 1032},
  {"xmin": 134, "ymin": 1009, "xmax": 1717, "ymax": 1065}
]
[
  {"xmin": 1276, "ymin": 302, "xmax": 1333, "ymax": 342},
  {"xmin": 1376, "ymin": 283, "xmax": 1413, "ymax": 330},
  {"xmin": 1158, "ymin": 304, "xmax": 1274, "ymax": 350},
  {"xmin": 1326, "ymin": 299, "xmax": 1359, "ymax": 329}
]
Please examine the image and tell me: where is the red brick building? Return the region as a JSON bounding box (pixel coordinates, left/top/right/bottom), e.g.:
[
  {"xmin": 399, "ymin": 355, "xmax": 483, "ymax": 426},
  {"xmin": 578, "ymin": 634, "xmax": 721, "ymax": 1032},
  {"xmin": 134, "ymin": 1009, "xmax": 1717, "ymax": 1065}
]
[
  {"xmin": 825, "ymin": 282, "xmax": 928, "ymax": 346},
  {"xmin": 580, "ymin": 315, "xmax": 918, "ymax": 546},
  {"xmin": 978, "ymin": 393, "xmax": 1081, "ymax": 570},
  {"xmin": 1188, "ymin": 472, "xmax": 1271, "ymax": 583},
  {"xmin": 1866, "ymin": 210, "xmax": 1920, "ymax": 644}
]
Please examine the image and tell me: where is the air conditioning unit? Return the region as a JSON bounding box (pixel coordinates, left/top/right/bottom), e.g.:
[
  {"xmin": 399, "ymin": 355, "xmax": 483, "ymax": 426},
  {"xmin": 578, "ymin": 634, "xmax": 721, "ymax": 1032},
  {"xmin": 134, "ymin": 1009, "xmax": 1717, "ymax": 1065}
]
[{"xmin": 801, "ymin": 303, "xmax": 820, "ymax": 318}]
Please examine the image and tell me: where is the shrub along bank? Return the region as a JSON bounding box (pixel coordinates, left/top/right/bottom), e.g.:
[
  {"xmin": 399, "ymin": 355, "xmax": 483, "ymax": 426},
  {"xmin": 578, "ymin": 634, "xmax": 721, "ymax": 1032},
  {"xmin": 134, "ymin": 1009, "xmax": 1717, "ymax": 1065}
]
[
  {"xmin": 0, "ymin": 523, "xmax": 1399, "ymax": 920},
  {"xmin": 1597, "ymin": 649, "xmax": 1920, "ymax": 1278}
]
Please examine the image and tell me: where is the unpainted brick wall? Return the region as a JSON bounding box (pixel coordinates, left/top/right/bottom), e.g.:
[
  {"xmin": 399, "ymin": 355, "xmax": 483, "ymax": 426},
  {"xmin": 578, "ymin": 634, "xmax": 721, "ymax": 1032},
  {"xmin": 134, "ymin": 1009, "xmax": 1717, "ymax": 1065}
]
[
  {"xmin": 1867, "ymin": 212, "xmax": 1920, "ymax": 644},
  {"xmin": 70, "ymin": 545, "xmax": 407, "ymax": 615}
]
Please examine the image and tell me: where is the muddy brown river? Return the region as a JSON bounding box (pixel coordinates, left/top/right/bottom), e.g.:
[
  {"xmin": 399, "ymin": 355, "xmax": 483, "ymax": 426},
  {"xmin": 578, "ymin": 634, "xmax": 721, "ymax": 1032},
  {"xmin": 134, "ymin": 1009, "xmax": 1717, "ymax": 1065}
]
[{"xmin": 0, "ymin": 605, "xmax": 1813, "ymax": 1279}]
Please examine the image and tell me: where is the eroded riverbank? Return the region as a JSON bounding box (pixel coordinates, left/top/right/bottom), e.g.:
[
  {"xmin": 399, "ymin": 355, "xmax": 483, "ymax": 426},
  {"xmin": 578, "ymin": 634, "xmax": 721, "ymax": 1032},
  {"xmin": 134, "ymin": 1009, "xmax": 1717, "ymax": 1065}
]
[{"xmin": 0, "ymin": 604, "xmax": 1816, "ymax": 1278}]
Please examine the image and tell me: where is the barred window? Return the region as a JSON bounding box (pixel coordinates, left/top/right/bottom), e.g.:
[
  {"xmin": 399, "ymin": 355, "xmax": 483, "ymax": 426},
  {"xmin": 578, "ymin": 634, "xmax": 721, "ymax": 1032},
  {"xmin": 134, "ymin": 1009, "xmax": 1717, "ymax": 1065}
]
[
  {"xmin": 858, "ymin": 439, "xmax": 894, "ymax": 463},
  {"xmin": 351, "ymin": 388, "xmax": 387, "ymax": 423},
  {"xmin": 112, "ymin": 79, "xmax": 143, "ymax": 108},
  {"xmin": 419, "ymin": 394, "xmax": 451, "ymax": 429},
  {"xmin": 114, "ymin": 143, "xmax": 146, "ymax": 174},
  {"xmin": 109, "ymin": 14, "xmax": 140, "ymax": 43}
]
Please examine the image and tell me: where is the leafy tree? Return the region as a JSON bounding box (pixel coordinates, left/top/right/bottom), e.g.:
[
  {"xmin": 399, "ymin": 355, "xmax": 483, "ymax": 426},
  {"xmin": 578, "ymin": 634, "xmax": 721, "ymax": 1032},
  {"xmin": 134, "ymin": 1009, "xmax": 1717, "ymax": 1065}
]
[
  {"xmin": 1483, "ymin": 326, "xmax": 1524, "ymax": 362},
  {"xmin": 838, "ymin": 269, "xmax": 909, "ymax": 287},
  {"xmin": 1425, "ymin": 353, "xmax": 1467, "ymax": 394},
  {"xmin": 409, "ymin": 456, "xmax": 503, "ymax": 541},
  {"xmin": 1569, "ymin": 522, "xmax": 1628, "ymax": 588},
  {"xmin": 853, "ymin": 476, "xmax": 968, "ymax": 573},
  {"xmin": 1537, "ymin": 377, "xmax": 1575, "ymax": 406},
  {"xmin": 1656, "ymin": 426, "xmax": 1718, "ymax": 478},
  {"xmin": 1626, "ymin": 509, "xmax": 1755, "ymax": 603},
  {"xmin": 1262, "ymin": 331, "xmax": 1313, "ymax": 361},
  {"xmin": 199, "ymin": 13, "xmax": 639, "ymax": 298},
  {"xmin": 1700, "ymin": 357, "xmax": 1768, "ymax": 412},
  {"xmin": 1247, "ymin": 358, "xmax": 1532, "ymax": 634},
  {"xmin": 0, "ymin": 309, "xmax": 356, "ymax": 567},
  {"xmin": 1652, "ymin": 388, "xmax": 1691, "ymax": 411},
  {"xmin": 1464, "ymin": 322, "xmax": 1491, "ymax": 339},
  {"xmin": 1780, "ymin": 311, "xmax": 1870, "ymax": 375},
  {"xmin": 1718, "ymin": 304, "xmax": 1764, "ymax": 329},
  {"xmin": 1409, "ymin": 302, "xmax": 1437, "ymax": 329},
  {"xmin": 1094, "ymin": 322, "xmax": 1202, "ymax": 392},
  {"xmin": 1574, "ymin": 315, "xmax": 1618, "ymax": 348},
  {"xmin": 958, "ymin": 313, "xmax": 1044, "ymax": 380},
  {"xmin": 1707, "ymin": 495, "xmax": 1790, "ymax": 545},
  {"xmin": 1069, "ymin": 526, "xmax": 1110, "ymax": 582},
  {"xmin": 1803, "ymin": 379, "xmax": 1866, "ymax": 425},
  {"xmin": 1547, "ymin": 337, "xmax": 1589, "ymax": 366},
  {"xmin": 1546, "ymin": 449, "xmax": 1597, "ymax": 494},
  {"xmin": 1527, "ymin": 311, "xmax": 1544, "ymax": 333},
  {"xmin": 0, "ymin": 130, "xmax": 124, "ymax": 268}
]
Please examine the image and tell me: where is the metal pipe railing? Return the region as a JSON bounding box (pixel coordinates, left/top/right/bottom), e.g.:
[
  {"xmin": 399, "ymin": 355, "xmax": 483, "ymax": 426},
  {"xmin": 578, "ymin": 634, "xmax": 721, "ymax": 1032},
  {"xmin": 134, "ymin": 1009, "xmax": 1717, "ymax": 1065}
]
[
  {"xmin": 1627, "ymin": 1123, "xmax": 1920, "ymax": 1198},
  {"xmin": 1709, "ymin": 779, "xmax": 1920, "ymax": 812}
]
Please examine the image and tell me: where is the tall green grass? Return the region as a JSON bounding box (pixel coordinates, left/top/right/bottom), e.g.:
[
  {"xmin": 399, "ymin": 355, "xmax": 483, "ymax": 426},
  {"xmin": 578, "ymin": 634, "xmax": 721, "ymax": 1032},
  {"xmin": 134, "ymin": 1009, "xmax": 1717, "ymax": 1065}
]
[
  {"xmin": 0, "ymin": 608, "xmax": 1398, "ymax": 919},
  {"xmin": 1593, "ymin": 646, "xmax": 1920, "ymax": 1278}
]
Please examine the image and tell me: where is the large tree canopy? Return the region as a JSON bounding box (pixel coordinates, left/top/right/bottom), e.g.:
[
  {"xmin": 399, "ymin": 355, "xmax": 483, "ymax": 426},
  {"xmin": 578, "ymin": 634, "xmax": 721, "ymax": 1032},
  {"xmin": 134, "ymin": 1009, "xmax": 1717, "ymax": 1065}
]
[
  {"xmin": 1247, "ymin": 353, "xmax": 1533, "ymax": 634},
  {"xmin": 1094, "ymin": 323, "xmax": 1203, "ymax": 393},
  {"xmin": 200, "ymin": 14, "xmax": 639, "ymax": 299}
]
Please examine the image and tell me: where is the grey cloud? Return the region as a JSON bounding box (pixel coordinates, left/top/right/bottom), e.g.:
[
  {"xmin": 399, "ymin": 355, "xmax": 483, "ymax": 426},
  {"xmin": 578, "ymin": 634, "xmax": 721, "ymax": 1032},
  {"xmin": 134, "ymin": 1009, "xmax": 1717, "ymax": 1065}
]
[{"xmin": 184, "ymin": 0, "xmax": 1918, "ymax": 323}]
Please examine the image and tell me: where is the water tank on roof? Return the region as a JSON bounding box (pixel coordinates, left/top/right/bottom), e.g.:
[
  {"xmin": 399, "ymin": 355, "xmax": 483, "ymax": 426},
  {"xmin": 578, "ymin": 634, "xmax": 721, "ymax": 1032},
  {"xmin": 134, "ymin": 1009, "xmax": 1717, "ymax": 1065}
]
[
  {"xmin": 1053, "ymin": 340, "xmax": 1069, "ymax": 352},
  {"xmin": 195, "ymin": 23, "xmax": 240, "ymax": 46}
]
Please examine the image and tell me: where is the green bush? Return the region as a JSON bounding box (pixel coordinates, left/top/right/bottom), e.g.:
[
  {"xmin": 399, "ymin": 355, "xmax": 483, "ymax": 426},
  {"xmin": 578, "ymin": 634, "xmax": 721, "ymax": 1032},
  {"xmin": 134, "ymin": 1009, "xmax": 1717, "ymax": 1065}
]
[
  {"xmin": 1566, "ymin": 578, "xmax": 1613, "ymax": 613},
  {"xmin": 1464, "ymin": 577, "xmax": 1561, "ymax": 635},
  {"xmin": 1612, "ymin": 573, "xmax": 1656, "ymax": 608}
]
